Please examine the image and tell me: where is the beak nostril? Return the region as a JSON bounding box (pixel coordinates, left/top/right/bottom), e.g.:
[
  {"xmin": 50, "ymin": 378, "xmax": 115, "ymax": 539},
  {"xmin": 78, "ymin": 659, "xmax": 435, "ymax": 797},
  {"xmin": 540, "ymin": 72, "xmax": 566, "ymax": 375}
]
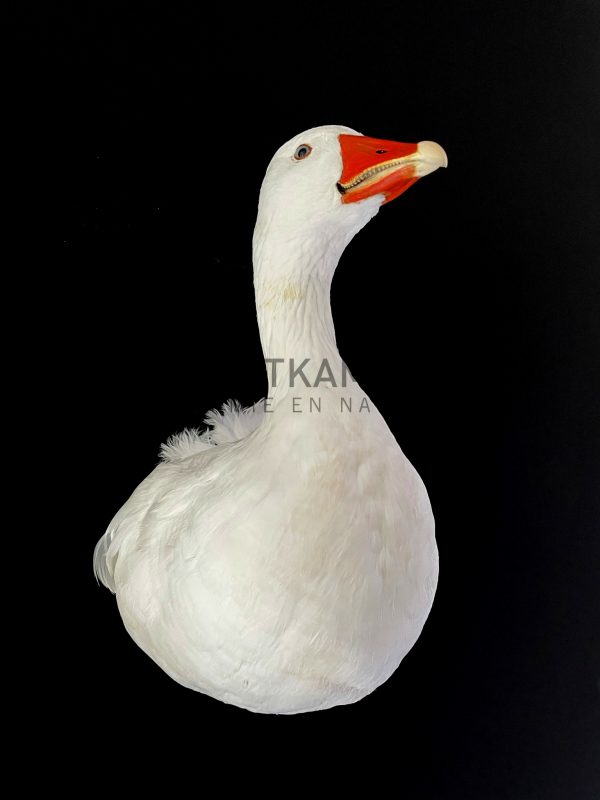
[{"xmin": 375, "ymin": 149, "xmax": 387, "ymax": 154}]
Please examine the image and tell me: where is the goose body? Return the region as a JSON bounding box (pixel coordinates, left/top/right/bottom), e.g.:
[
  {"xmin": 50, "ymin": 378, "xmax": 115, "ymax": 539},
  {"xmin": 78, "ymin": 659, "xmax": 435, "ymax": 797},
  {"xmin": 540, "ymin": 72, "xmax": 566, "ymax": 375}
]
[{"xmin": 94, "ymin": 125, "xmax": 446, "ymax": 713}]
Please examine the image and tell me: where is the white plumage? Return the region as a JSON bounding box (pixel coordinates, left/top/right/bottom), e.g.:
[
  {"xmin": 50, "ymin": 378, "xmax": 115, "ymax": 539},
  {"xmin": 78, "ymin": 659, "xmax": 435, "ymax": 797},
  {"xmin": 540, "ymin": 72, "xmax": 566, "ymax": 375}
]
[
  {"xmin": 94, "ymin": 125, "xmax": 446, "ymax": 713},
  {"xmin": 159, "ymin": 400, "xmax": 266, "ymax": 462}
]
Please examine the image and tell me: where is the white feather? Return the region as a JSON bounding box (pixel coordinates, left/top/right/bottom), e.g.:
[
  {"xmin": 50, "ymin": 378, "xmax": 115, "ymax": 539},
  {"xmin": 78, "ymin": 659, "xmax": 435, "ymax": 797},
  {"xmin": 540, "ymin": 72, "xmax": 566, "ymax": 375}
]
[
  {"xmin": 158, "ymin": 428, "xmax": 212, "ymax": 462},
  {"xmin": 158, "ymin": 400, "xmax": 265, "ymax": 463}
]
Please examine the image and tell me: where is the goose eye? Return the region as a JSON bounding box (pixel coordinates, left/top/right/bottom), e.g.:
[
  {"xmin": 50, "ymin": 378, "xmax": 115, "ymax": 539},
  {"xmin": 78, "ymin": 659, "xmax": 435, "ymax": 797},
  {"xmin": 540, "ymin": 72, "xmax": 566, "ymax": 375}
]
[{"xmin": 294, "ymin": 144, "xmax": 312, "ymax": 160}]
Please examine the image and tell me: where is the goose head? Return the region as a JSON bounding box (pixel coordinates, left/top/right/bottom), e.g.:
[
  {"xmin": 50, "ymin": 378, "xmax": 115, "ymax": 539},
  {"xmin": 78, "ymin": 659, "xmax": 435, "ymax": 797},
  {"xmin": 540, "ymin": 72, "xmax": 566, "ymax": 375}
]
[
  {"xmin": 253, "ymin": 124, "xmax": 447, "ymax": 372},
  {"xmin": 254, "ymin": 124, "xmax": 447, "ymax": 257}
]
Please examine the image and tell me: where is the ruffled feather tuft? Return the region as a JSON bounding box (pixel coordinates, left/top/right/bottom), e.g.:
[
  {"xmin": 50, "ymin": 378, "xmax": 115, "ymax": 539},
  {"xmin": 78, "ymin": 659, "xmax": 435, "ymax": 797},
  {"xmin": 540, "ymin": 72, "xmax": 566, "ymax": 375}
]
[{"xmin": 159, "ymin": 400, "xmax": 265, "ymax": 463}]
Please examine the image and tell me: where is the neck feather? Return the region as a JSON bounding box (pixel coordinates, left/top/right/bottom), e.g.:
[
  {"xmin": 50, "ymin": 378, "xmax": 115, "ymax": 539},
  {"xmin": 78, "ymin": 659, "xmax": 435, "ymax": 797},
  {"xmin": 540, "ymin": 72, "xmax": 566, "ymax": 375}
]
[
  {"xmin": 251, "ymin": 192, "xmax": 380, "ymax": 401},
  {"xmin": 253, "ymin": 227, "xmax": 345, "ymax": 399}
]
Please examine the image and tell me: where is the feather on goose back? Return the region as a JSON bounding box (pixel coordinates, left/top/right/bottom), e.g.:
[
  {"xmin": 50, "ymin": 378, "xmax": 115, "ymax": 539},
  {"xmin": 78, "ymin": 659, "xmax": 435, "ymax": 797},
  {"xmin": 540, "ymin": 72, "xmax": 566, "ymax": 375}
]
[{"xmin": 159, "ymin": 400, "xmax": 265, "ymax": 462}]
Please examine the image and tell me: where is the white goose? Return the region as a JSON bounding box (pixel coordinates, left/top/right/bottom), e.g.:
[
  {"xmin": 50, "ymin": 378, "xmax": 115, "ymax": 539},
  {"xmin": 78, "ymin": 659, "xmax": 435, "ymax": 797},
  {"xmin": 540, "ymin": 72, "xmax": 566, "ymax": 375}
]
[{"xmin": 94, "ymin": 125, "xmax": 447, "ymax": 714}]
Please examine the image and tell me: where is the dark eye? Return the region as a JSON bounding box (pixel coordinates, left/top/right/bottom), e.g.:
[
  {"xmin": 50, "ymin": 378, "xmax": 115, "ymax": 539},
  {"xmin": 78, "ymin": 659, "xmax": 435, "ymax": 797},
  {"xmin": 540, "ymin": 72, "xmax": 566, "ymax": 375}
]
[{"xmin": 294, "ymin": 144, "xmax": 312, "ymax": 160}]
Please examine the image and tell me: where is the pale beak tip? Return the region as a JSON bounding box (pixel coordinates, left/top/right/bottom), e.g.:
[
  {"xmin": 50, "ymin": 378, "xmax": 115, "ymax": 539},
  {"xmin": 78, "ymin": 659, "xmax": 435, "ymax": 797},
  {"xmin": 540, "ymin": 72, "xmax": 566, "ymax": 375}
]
[{"xmin": 417, "ymin": 140, "xmax": 448, "ymax": 171}]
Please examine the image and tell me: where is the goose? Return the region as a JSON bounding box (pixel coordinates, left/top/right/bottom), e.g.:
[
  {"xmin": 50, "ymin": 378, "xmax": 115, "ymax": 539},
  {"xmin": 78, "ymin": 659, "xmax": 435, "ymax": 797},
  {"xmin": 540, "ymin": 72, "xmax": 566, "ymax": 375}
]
[{"xmin": 94, "ymin": 125, "xmax": 447, "ymax": 714}]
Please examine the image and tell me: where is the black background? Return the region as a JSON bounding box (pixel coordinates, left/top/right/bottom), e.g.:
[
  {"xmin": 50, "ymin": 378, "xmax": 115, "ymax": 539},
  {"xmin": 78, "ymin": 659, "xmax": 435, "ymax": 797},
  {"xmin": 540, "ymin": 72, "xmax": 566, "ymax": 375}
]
[{"xmin": 32, "ymin": 0, "xmax": 600, "ymax": 795}]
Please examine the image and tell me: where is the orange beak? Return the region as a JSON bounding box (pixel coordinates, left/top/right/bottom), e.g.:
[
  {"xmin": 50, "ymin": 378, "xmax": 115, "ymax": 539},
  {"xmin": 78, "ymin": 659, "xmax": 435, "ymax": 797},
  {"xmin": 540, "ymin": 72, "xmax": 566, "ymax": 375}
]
[{"xmin": 338, "ymin": 134, "xmax": 447, "ymax": 204}]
